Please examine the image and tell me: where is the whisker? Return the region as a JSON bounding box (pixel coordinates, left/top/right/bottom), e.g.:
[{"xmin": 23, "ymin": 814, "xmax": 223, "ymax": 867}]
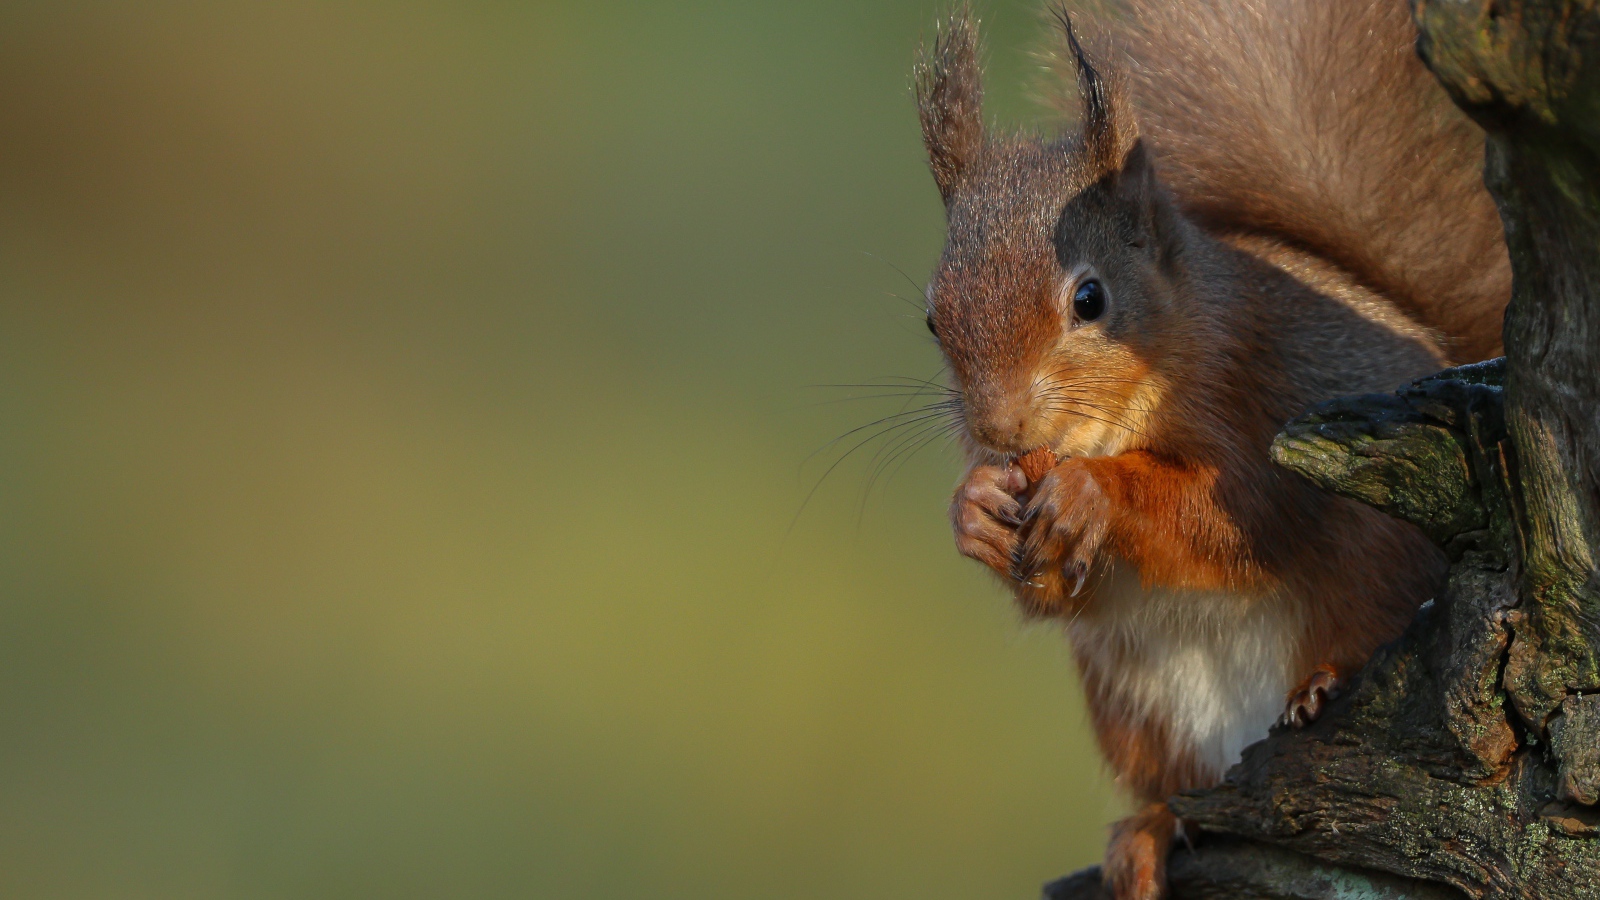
[
  {"xmin": 1040, "ymin": 397, "xmax": 1152, "ymax": 420},
  {"xmin": 1036, "ymin": 383, "xmax": 1154, "ymax": 400},
  {"xmin": 1038, "ymin": 405, "xmax": 1151, "ymax": 439},
  {"xmin": 1042, "ymin": 395, "xmax": 1160, "ymax": 416},
  {"xmin": 883, "ymin": 291, "xmax": 930, "ymax": 315},
  {"xmin": 896, "ymin": 364, "xmax": 955, "ymax": 417},
  {"xmin": 1035, "ymin": 370, "xmax": 1154, "ymax": 383},
  {"xmin": 800, "ymin": 402, "xmax": 961, "ymax": 467},
  {"xmin": 858, "ymin": 423, "xmax": 960, "ymax": 526},
  {"xmin": 861, "ymin": 251, "xmax": 928, "ymax": 305},
  {"xmin": 1036, "ymin": 376, "xmax": 1152, "ymax": 397},
  {"xmin": 790, "ymin": 407, "xmax": 961, "ymax": 535},
  {"xmin": 807, "ymin": 384, "xmax": 957, "ymax": 398},
  {"xmin": 802, "ymin": 393, "xmax": 955, "ymax": 408},
  {"xmin": 860, "ymin": 372, "xmax": 953, "ymax": 389},
  {"xmin": 862, "ymin": 413, "xmax": 967, "ymax": 510},
  {"xmin": 861, "ymin": 418, "xmax": 947, "ymax": 504},
  {"xmin": 864, "ymin": 392, "xmax": 960, "ymax": 474}
]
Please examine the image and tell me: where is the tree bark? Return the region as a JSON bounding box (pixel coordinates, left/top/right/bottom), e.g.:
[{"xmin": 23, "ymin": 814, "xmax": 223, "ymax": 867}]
[
  {"xmin": 1041, "ymin": 1, "xmax": 1600, "ymax": 896},
  {"xmin": 1413, "ymin": 0, "xmax": 1600, "ymax": 749}
]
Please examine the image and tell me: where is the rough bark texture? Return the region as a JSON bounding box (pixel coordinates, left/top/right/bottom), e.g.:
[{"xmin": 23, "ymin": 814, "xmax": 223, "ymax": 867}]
[
  {"xmin": 1045, "ymin": 841, "xmax": 1466, "ymax": 900},
  {"xmin": 1040, "ymin": 1, "xmax": 1600, "ymax": 896},
  {"xmin": 1415, "ymin": 0, "xmax": 1600, "ymax": 751}
]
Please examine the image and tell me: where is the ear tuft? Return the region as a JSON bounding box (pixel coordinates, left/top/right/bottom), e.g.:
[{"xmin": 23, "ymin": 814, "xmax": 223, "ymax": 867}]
[
  {"xmin": 1049, "ymin": 7, "xmax": 1136, "ymax": 176},
  {"xmin": 916, "ymin": 6, "xmax": 984, "ymax": 205}
]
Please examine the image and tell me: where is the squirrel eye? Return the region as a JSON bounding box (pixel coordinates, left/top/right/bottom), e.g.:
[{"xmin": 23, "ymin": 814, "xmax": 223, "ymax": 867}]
[
  {"xmin": 1072, "ymin": 279, "xmax": 1106, "ymax": 324},
  {"xmin": 926, "ymin": 312, "xmax": 939, "ymax": 339}
]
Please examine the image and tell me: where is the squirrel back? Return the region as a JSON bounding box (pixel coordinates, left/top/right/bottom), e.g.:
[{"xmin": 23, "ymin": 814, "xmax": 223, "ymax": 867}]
[{"xmin": 1058, "ymin": 0, "xmax": 1509, "ymax": 362}]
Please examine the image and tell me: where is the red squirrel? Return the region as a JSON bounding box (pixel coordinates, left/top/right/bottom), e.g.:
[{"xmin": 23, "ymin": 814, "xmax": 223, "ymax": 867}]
[{"xmin": 914, "ymin": 2, "xmax": 1509, "ymax": 898}]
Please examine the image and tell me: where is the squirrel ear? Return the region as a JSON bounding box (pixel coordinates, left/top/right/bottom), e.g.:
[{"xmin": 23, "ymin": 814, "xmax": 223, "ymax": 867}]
[
  {"xmin": 1115, "ymin": 140, "xmax": 1181, "ymax": 257},
  {"xmin": 1115, "ymin": 139, "xmax": 1154, "ymax": 206},
  {"xmin": 916, "ymin": 8, "xmax": 984, "ymax": 205}
]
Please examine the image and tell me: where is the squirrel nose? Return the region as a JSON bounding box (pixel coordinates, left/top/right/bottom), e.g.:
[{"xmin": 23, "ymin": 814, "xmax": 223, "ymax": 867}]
[{"xmin": 968, "ymin": 409, "xmax": 1034, "ymax": 455}]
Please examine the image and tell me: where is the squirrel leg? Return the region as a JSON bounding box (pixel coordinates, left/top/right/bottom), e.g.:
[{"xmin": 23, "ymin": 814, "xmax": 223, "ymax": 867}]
[
  {"xmin": 1281, "ymin": 664, "xmax": 1343, "ymax": 727},
  {"xmin": 1104, "ymin": 802, "xmax": 1177, "ymax": 900}
]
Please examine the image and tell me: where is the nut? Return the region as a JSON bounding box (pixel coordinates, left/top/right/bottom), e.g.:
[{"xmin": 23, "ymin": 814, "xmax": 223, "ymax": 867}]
[{"xmin": 1015, "ymin": 447, "xmax": 1058, "ymax": 483}]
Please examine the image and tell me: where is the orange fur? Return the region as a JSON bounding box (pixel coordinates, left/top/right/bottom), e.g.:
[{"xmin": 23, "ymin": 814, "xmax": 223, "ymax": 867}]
[{"xmin": 1105, "ymin": 803, "xmax": 1178, "ymax": 900}]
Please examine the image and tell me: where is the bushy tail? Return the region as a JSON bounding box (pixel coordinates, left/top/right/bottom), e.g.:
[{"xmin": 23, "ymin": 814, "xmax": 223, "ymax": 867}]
[{"xmin": 1059, "ymin": 0, "xmax": 1508, "ymax": 361}]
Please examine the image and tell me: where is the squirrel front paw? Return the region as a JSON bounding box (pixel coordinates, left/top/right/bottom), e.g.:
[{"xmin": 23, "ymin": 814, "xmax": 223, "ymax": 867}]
[
  {"xmin": 1013, "ymin": 459, "xmax": 1110, "ymax": 607},
  {"xmin": 950, "ymin": 463, "xmax": 1027, "ymax": 575}
]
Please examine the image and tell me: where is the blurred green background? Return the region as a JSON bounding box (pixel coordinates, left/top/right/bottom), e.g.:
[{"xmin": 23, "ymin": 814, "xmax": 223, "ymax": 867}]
[{"xmin": 0, "ymin": 3, "xmax": 1118, "ymax": 897}]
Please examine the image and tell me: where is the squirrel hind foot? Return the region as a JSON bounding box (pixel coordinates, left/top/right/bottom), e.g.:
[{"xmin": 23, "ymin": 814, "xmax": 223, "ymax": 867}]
[
  {"xmin": 1281, "ymin": 664, "xmax": 1342, "ymax": 728},
  {"xmin": 1104, "ymin": 802, "xmax": 1175, "ymax": 900}
]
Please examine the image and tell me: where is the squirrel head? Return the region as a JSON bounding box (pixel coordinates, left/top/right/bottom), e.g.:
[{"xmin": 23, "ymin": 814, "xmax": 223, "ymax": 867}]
[{"xmin": 917, "ymin": 8, "xmax": 1186, "ymax": 460}]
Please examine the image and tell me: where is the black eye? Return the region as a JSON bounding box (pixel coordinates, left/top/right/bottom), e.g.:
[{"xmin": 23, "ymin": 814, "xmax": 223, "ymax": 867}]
[
  {"xmin": 1072, "ymin": 279, "xmax": 1106, "ymax": 324},
  {"xmin": 926, "ymin": 312, "xmax": 939, "ymax": 339}
]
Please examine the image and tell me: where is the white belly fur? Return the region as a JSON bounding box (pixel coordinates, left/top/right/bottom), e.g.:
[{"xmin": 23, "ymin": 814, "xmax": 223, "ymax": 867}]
[{"xmin": 1065, "ymin": 562, "xmax": 1301, "ymax": 781}]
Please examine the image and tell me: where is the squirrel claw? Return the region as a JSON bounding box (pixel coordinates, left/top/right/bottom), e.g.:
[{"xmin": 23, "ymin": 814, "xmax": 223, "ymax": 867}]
[
  {"xmin": 1281, "ymin": 665, "xmax": 1341, "ymax": 727},
  {"xmin": 1008, "ymin": 548, "xmax": 1043, "ymax": 588},
  {"xmin": 1066, "ymin": 560, "xmax": 1088, "ymax": 597},
  {"xmin": 1007, "ymin": 547, "xmax": 1026, "ymax": 583}
]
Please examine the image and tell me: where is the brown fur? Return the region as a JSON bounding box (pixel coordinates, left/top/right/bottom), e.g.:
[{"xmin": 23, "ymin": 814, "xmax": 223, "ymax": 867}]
[
  {"xmin": 916, "ymin": 4, "xmax": 1499, "ymax": 898},
  {"xmin": 1042, "ymin": 0, "xmax": 1510, "ymax": 362}
]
